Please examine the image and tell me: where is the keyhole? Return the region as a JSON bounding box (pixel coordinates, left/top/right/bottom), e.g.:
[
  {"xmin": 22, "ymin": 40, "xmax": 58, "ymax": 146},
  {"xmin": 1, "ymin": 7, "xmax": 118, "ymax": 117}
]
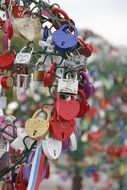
[
  {"xmin": 61, "ymin": 41, "xmax": 65, "ymax": 46},
  {"xmin": 33, "ymin": 130, "xmax": 37, "ymax": 136},
  {"xmin": 62, "ymin": 132, "xmax": 64, "ymax": 139},
  {"xmin": 54, "ymin": 150, "xmax": 56, "ymax": 156}
]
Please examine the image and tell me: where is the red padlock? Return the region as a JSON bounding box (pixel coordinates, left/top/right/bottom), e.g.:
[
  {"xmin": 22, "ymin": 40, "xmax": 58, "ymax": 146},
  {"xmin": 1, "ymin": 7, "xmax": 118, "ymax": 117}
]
[
  {"xmin": 55, "ymin": 93, "xmax": 80, "ymax": 121},
  {"xmin": 78, "ymin": 37, "xmax": 93, "ymax": 57},
  {"xmin": 0, "ymin": 19, "xmax": 3, "ymax": 29},
  {"xmin": 0, "ymin": 50, "xmax": 16, "ymax": 70},
  {"xmin": 77, "ymin": 89, "xmax": 90, "ymax": 117},
  {"xmin": 16, "ymin": 165, "xmax": 27, "ymax": 190},
  {"xmin": 88, "ymin": 128, "xmax": 102, "ymax": 142},
  {"xmin": 44, "ymin": 63, "xmax": 56, "ymax": 88},
  {"xmin": 51, "ymin": 7, "xmax": 75, "ymax": 29},
  {"xmin": 0, "ymin": 72, "xmax": 14, "ymax": 90},
  {"xmin": 12, "ymin": 5, "xmax": 26, "ymax": 18},
  {"xmin": 7, "ymin": 21, "xmax": 13, "ymax": 39},
  {"xmin": 107, "ymin": 145, "xmax": 121, "ymax": 159},
  {"xmin": 50, "ymin": 111, "xmax": 75, "ymax": 141}
]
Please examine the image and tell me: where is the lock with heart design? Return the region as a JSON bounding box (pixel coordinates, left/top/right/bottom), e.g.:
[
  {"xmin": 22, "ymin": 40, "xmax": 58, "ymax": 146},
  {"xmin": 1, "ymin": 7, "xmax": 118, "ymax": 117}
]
[
  {"xmin": 42, "ymin": 134, "xmax": 62, "ymax": 160},
  {"xmin": 79, "ymin": 70, "xmax": 94, "ymax": 98},
  {"xmin": 15, "ymin": 46, "xmax": 33, "ymax": 65},
  {"xmin": 49, "ymin": 111, "xmax": 75, "ymax": 141},
  {"xmin": 0, "ymin": 70, "xmax": 14, "ymax": 90},
  {"xmin": 77, "ymin": 89, "xmax": 90, "ymax": 117},
  {"xmin": 43, "ymin": 63, "xmax": 56, "ymax": 88},
  {"xmin": 0, "ymin": 50, "xmax": 16, "ymax": 70},
  {"xmin": 57, "ymin": 71, "xmax": 78, "ymax": 95},
  {"xmin": 13, "ymin": 17, "xmax": 41, "ymax": 41},
  {"xmin": 25, "ymin": 107, "xmax": 51, "ymax": 140},
  {"xmin": 55, "ymin": 93, "xmax": 80, "ymax": 121},
  {"xmin": 52, "ymin": 24, "xmax": 78, "ymax": 52}
]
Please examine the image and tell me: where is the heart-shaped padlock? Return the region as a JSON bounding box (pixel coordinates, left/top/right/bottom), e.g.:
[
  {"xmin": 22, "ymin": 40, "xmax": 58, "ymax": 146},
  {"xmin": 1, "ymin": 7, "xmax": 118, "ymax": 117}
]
[
  {"xmin": 43, "ymin": 63, "xmax": 56, "ymax": 88},
  {"xmin": 52, "ymin": 24, "xmax": 78, "ymax": 52},
  {"xmin": 15, "ymin": 46, "xmax": 33, "ymax": 65},
  {"xmin": 50, "ymin": 112, "xmax": 75, "ymax": 141},
  {"xmin": 79, "ymin": 70, "xmax": 94, "ymax": 98},
  {"xmin": 77, "ymin": 89, "xmax": 90, "ymax": 117},
  {"xmin": 42, "ymin": 134, "xmax": 62, "ymax": 160},
  {"xmin": 0, "ymin": 71, "xmax": 14, "ymax": 90},
  {"xmin": 0, "ymin": 50, "xmax": 16, "ymax": 70},
  {"xmin": 25, "ymin": 107, "xmax": 51, "ymax": 140},
  {"xmin": 55, "ymin": 93, "xmax": 80, "ymax": 121}
]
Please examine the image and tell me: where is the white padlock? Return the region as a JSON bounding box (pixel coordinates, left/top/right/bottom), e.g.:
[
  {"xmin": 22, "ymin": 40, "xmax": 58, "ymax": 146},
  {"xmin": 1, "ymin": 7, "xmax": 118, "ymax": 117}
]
[
  {"xmin": 69, "ymin": 133, "xmax": 77, "ymax": 151},
  {"xmin": 57, "ymin": 72, "xmax": 78, "ymax": 94},
  {"xmin": 42, "ymin": 134, "xmax": 62, "ymax": 160},
  {"xmin": 15, "ymin": 46, "xmax": 33, "ymax": 65},
  {"xmin": 0, "ymin": 87, "xmax": 7, "ymax": 109}
]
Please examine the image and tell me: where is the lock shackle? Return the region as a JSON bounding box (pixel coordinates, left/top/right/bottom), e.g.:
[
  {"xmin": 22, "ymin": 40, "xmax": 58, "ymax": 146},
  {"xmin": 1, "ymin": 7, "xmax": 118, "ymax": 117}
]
[
  {"xmin": 59, "ymin": 24, "xmax": 78, "ymax": 36},
  {"xmin": 32, "ymin": 107, "xmax": 51, "ymax": 122},
  {"xmin": 56, "ymin": 93, "xmax": 76, "ymax": 102},
  {"xmin": 64, "ymin": 70, "xmax": 77, "ymax": 80},
  {"xmin": 51, "ymin": 7, "xmax": 70, "ymax": 20},
  {"xmin": 19, "ymin": 46, "xmax": 33, "ymax": 53},
  {"xmin": 78, "ymin": 89, "xmax": 87, "ymax": 102},
  {"xmin": 79, "ymin": 70, "xmax": 92, "ymax": 84}
]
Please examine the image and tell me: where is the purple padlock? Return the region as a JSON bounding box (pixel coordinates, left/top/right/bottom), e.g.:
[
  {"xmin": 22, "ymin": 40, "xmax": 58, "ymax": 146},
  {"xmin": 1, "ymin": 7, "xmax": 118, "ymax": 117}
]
[{"xmin": 79, "ymin": 70, "xmax": 94, "ymax": 98}]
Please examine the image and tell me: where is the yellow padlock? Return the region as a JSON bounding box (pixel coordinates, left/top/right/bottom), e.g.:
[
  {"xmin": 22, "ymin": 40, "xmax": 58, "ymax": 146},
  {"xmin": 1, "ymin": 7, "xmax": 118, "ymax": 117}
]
[{"xmin": 25, "ymin": 107, "xmax": 51, "ymax": 140}]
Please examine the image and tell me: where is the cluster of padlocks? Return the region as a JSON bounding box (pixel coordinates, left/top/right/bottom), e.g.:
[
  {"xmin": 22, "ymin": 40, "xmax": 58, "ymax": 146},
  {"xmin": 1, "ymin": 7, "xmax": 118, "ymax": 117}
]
[{"xmin": 0, "ymin": 0, "xmax": 94, "ymax": 189}]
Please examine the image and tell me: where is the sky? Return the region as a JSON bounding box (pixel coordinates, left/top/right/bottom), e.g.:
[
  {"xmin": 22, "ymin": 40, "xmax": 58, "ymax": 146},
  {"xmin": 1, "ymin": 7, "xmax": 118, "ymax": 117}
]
[{"xmin": 50, "ymin": 0, "xmax": 127, "ymax": 46}]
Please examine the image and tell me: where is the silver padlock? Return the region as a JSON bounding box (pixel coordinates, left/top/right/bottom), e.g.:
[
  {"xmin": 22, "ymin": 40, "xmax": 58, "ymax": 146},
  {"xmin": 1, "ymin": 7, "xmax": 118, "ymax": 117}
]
[
  {"xmin": 16, "ymin": 73, "xmax": 29, "ymax": 89},
  {"xmin": 57, "ymin": 71, "xmax": 78, "ymax": 95},
  {"xmin": 0, "ymin": 87, "xmax": 7, "ymax": 109},
  {"xmin": 15, "ymin": 46, "xmax": 33, "ymax": 65},
  {"xmin": 64, "ymin": 55, "xmax": 87, "ymax": 70}
]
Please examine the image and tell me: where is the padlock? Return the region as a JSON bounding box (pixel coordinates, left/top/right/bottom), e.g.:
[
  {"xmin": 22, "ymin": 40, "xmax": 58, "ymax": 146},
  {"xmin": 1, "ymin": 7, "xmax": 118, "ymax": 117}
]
[
  {"xmin": 77, "ymin": 89, "xmax": 90, "ymax": 117},
  {"xmin": 0, "ymin": 88, "xmax": 7, "ymax": 109},
  {"xmin": 79, "ymin": 70, "xmax": 94, "ymax": 98},
  {"xmin": 15, "ymin": 165, "xmax": 27, "ymax": 190},
  {"xmin": 0, "ymin": 115, "xmax": 16, "ymax": 141},
  {"xmin": 69, "ymin": 133, "xmax": 77, "ymax": 151},
  {"xmin": 13, "ymin": 17, "xmax": 41, "ymax": 41},
  {"xmin": 52, "ymin": 24, "xmax": 78, "ymax": 52},
  {"xmin": 0, "ymin": 70, "xmax": 14, "ymax": 90},
  {"xmin": 57, "ymin": 71, "xmax": 78, "ymax": 95},
  {"xmin": 51, "ymin": 7, "xmax": 74, "ymax": 29},
  {"xmin": 33, "ymin": 70, "xmax": 46, "ymax": 81},
  {"xmin": 25, "ymin": 107, "xmax": 51, "ymax": 140},
  {"xmin": 0, "ymin": 50, "xmax": 16, "ymax": 70},
  {"xmin": 78, "ymin": 37, "xmax": 93, "ymax": 57},
  {"xmin": 64, "ymin": 55, "xmax": 86, "ymax": 70},
  {"xmin": 42, "ymin": 134, "xmax": 62, "ymax": 160},
  {"xmin": 15, "ymin": 46, "xmax": 33, "ymax": 65},
  {"xmin": 50, "ymin": 111, "xmax": 75, "ymax": 141},
  {"xmin": 88, "ymin": 126, "xmax": 102, "ymax": 142},
  {"xmin": 55, "ymin": 93, "xmax": 80, "ymax": 120},
  {"xmin": 16, "ymin": 73, "xmax": 29, "ymax": 89},
  {"xmin": 43, "ymin": 63, "xmax": 56, "ymax": 88}
]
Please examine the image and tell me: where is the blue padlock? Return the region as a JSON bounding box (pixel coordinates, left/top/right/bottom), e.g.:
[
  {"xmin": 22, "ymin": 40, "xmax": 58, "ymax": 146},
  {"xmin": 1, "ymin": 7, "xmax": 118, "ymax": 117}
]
[{"xmin": 52, "ymin": 24, "xmax": 78, "ymax": 52}]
